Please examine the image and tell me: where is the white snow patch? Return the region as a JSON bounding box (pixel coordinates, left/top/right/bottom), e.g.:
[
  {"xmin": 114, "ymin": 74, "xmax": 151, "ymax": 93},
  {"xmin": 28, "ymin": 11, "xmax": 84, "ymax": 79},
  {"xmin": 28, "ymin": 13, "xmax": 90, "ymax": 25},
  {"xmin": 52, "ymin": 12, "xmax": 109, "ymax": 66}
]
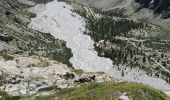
[
  {"xmin": 119, "ymin": 95, "xmax": 130, "ymax": 100},
  {"xmin": 17, "ymin": 0, "xmax": 35, "ymax": 6},
  {"xmin": 28, "ymin": 0, "xmax": 113, "ymax": 73},
  {"xmin": 165, "ymin": 91, "xmax": 170, "ymax": 97}
]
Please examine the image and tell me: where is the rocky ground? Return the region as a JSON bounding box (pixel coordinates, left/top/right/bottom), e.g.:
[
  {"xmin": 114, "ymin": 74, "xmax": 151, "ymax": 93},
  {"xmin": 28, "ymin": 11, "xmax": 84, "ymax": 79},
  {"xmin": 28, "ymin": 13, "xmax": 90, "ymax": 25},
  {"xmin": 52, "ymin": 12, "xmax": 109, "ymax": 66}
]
[{"xmin": 0, "ymin": 55, "xmax": 113, "ymax": 96}]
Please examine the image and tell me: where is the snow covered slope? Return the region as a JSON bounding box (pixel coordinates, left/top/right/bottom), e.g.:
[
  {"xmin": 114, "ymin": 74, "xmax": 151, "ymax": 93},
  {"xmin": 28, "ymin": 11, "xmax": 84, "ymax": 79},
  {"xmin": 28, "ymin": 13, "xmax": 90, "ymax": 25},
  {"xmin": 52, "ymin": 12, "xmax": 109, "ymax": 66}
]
[{"xmin": 28, "ymin": 0, "xmax": 113, "ymax": 72}]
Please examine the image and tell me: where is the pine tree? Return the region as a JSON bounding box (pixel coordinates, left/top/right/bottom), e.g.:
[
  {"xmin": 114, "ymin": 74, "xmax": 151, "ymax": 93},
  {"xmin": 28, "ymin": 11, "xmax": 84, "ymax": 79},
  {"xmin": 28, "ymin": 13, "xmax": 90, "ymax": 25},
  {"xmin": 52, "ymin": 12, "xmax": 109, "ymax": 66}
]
[
  {"xmin": 143, "ymin": 55, "xmax": 146, "ymax": 63},
  {"xmin": 121, "ymin": 70, "xmax": 124, "ymax": 77},
  {"xmin": 161, "ymin": 53, "xmax": 164, "ymax": 58}
]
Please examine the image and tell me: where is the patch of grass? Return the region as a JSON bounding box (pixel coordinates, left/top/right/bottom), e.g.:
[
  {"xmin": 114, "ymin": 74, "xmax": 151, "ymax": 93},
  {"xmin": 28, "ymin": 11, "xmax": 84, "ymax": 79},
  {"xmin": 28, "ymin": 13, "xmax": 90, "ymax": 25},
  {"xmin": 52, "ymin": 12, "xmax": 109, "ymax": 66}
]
[
  {"xmin": 0, "ymin": 51, "xmax": 14, "ymax": 61},
  {"xmin": 27, "ymin": 82, "xmax": 170, "ymax": 100},
  {"xmin": 29, "ymin": 0, "xmax": 53, "ymax": 3},
  {"xmin": 57, "ymin": 82, "xmax": 169, "ymax": 100},
  {"xmin": 0, "ymin": 75, "xmax": 6, "ymax": 86},
  {"xmin": 0, "ymin": 90, "xmax": 21, "ymax": 100},
  {"xmin": 73, "ymin": 69, "xmax": 84, "ymax": 75},
  {"xmin": 38, "ymin": 86, "xmax": 59, "ymax": 92},
  {"xmin": 155, "ymin": 30, "xmax": 170, "ymax": 40},
  {"xmin": 102, "ymin": 8, "xmax": 127, "ymax": 18}
]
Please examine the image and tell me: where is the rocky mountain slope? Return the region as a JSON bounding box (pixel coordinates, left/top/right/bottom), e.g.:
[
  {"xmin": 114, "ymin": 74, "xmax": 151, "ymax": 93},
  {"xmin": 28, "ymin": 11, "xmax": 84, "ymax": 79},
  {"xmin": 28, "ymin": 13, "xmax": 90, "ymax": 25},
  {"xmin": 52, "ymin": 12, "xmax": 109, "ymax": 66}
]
[
  {"xmin": 135, "ymin": 0, "xmax": 170, "ymax": 19},
  {"xmin": 0, "ymin": 0, "xmax": 73, "ymax": 66},
  {"xmin": 0, "ymin": 0, "xmax": 170, "ymax": 100},
  {"xmin": 28, "ymin": 0, "xmax": 170, "ymax": 93},
  {"xmin": 0, "ymin": 0, "xmax": 113, "ymax": 96},
  {"xmin": 67, "ymin": 0, "xmax": 170, "ymax": 28},
  {"xmin": 69, "ymin": 0, "xmax": 170, "ymax": 18},
  {"xmin": 62, "ymin": 0, "xmax": 170, "ymax": 96}
]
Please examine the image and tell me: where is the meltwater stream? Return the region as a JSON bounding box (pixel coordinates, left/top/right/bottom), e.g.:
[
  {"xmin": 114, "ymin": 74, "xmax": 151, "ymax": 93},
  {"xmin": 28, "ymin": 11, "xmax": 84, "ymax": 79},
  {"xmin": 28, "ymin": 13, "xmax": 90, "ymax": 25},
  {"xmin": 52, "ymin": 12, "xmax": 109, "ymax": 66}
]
[{"xmin": 28, "ymin": 0, "xmax": 170, "ymax": 95}]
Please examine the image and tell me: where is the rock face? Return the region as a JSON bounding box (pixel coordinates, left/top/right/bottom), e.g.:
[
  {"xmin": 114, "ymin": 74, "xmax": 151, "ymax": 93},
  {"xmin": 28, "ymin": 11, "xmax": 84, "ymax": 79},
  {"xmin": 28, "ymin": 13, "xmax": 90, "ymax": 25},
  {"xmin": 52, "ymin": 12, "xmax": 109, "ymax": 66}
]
[
  {"xmin": 67, "ymin": 0, "xmax": 130, "ymax": 11},
  {"xmin": 67, "ymin": 0, "xmax": 170, "ymax": 28},
  {"xmin": 68, "ymin": 0, "xmax": 170, "ymax": 19},
  {"xmin": 135, "ymin": 0, "xmax": 170, "ymax": 19},
  {"xmin": 0, "ymin": 0, "xmax": 19, "ymax": 15}
]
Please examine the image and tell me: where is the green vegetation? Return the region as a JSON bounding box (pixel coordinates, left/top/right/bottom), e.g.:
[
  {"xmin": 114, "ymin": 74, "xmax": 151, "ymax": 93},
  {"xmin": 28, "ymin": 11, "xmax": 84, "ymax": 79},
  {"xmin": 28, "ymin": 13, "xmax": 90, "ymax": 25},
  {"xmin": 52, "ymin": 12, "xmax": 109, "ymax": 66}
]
[
  {"xmin": 29, "ymin": 0, "xmax": 53, "ymax": 3},
  {"xmin": 22, "ymin": 82, "xmax": 170, "ymax": 100},
  {"xmin": 0, "ymin": 3, "xmax": 73, "ymax": 66},
  {"xmin": 0, "ymin": 90, "xmax": 21, "ymax": 100},
  {"xmin": 102, "ymin": 8, "xmax": 127, "ymax": 18},
  {"xmin": 85, "ymin": 16, "xmax": 144, "ymax": 42},
  {"xmin": 143, "ymin": 30, "xmax": 170, "ymax": 52},
  {"xmin": 73, "ymin": 69, "xmax": 84, "ymax": 75},
  {"xmin": 29, "ymin": 0, "xmax": 69, "ymax": 4},
  {"xmin": 144, "ymin": 39, "xmax": 170, "ymax": 52},
  {"xmin": 141, "ymin": 33, "xmax": 170, "ymax": 83},
  {"xmin": 74, "ymin": 6, "xmax": 170, "ymax": 83},
  {"xmin": 75, "ymin": 7, "xmax": 145, "ymax": 41},
  {"xmin": 0, "ymin": 75, "xmax": 5, "ymax": 86},
  {"xmin": 0, "ymin": 51, "xmax": 14, "ymax": 61},
  {"xmin": 75, "ymin": 7, "xmax": 146, "ymax": 67}
]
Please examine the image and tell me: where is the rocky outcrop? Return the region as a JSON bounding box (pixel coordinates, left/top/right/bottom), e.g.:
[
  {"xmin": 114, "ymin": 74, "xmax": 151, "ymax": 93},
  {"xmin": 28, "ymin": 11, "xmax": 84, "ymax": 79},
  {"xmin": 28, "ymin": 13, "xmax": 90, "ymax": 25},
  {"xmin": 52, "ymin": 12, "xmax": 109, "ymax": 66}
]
[
  {"xmin": 0, "ymin": 56, "xmax": 113, "ymax": 96},
  {"xmin": 135, "ymin": 0, "xmax": 170, "ymax": 19},
  {"xmin": 0, "ymin": 0, "xmax": 19, "ymax": 16},
  {"xmin": 66, "ymin": 0, "xmax": 170, "ymax": 28},
  {"xmin": 68, "ymin": 0, "xmax": 170, "ymax": 19}
]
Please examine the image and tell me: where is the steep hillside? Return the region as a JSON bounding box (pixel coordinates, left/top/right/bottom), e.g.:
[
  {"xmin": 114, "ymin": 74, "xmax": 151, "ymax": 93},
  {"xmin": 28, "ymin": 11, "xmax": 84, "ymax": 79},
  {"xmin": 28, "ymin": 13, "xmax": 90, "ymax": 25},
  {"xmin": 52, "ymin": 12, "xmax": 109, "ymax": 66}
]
[
  {"xmin": 67, "ymin": 0, "xmax": 170, "ymax": 28},
  {"xmin": 0, "ymin": 0, "xmax": 73, "ymax": 66},
  {"xmin": 0, "ymin": 0, "xmax": 113, "ymax": 97},
  {"xmin": 0, "ymin": 0, "xmax": 170, "ymax": 99},
  {"xmin": 21, "ymin": 82, "xmax": 170, "ymax": 100},
  {"xmin": 67, "ymin": 0, "xmax": 170, "ymax": 18},
  {"xmin": 135, "ymin": 0, "xmax": 170, "ymax": 19}
]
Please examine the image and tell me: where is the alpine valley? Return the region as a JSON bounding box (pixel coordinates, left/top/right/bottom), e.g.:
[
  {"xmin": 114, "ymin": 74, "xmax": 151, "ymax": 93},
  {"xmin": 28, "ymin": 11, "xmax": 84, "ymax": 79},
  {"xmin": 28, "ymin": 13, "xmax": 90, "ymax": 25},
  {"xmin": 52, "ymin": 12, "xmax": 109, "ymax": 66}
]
[{"xmin": 0, "ymin": 0, "xmax": 170, "ymax": 100}]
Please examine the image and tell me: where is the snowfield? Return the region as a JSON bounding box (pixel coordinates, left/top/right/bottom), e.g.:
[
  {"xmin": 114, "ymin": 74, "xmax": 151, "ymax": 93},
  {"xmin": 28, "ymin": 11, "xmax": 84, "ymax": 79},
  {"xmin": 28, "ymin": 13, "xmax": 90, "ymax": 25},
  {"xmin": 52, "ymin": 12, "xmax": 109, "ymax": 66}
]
[
  {"xmin": 28, "ymin": 0, "xmax": 170, "ymax": 95},
  {"xmin": 28, "ymin": 0, "xmax": 113, "ymax": 73}
]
